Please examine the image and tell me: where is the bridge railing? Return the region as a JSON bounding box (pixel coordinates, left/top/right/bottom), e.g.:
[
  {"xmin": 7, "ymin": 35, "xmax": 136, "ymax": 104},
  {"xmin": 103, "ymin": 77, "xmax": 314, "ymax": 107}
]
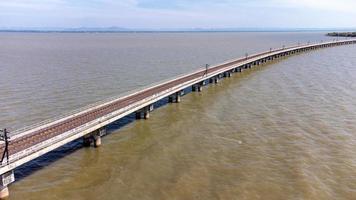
[{"xmin": 9, "ymin": 66, "xmax": 211, "ymax": 137}]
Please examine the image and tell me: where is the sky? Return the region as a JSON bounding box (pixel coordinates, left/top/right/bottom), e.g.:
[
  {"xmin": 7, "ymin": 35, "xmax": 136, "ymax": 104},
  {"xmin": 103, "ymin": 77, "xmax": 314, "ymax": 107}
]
[{"xmin": 0, "ymin": 0, "xmax": 356, "ymax": 29}]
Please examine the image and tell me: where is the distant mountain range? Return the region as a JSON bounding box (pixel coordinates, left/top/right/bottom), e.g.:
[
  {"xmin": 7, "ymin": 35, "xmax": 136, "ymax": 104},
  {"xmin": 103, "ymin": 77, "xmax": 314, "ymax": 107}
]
[
  {"xmin": 327, "ymin": 32, "xmax": 356, "ymax": 37},
  {"xmin": 1, "ymin": 27, "xmax": 355, "ymax": 33}
]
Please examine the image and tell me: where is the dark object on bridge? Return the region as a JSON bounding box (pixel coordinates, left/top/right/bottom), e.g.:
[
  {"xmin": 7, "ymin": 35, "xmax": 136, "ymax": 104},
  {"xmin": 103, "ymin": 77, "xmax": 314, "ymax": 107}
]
[
  {"xmin": 327, "ymin": 32, "xmax": 356, "ymax": 37},
  {"xmin": 205, "ymin": 64, "xmax": 209, "ymax": 76},
  {"xmin": 0, "ymin": 129, "xmax": 10, "ymax": 165}
]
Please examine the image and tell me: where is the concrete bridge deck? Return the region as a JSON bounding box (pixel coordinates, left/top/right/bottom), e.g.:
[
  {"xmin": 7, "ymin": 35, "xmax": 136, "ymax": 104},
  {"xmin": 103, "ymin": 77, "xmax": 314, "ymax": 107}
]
[{"xmin": 0, "ymin": 39, "xmax": 355, "ymax": 198}]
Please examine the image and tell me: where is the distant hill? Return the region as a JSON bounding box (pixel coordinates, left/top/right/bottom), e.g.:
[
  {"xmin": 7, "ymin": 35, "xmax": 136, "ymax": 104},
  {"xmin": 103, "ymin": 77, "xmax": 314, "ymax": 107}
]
[
  {"xmin": 1, "ymin": 27, "xmax": 356, "ymax": 33},
  {"xmin": 0, "ymin": 26, "xmax": 131, "ymax": 32},
  {"xmin": 64, "ymin": 27, "xmax": 131, "ymax": 32}
]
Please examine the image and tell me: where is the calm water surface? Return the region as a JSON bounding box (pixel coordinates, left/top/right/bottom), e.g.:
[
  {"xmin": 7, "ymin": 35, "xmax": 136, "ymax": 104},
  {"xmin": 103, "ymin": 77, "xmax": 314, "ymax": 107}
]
[{"xmin": 1, "ymin": 32, "xmax": 356, "ymax": 199}]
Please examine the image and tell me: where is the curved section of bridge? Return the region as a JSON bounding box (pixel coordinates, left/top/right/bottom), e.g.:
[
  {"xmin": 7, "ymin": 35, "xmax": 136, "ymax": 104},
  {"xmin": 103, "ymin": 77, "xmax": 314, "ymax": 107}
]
[{"xmin": 0, "ymin": 39, "xmax": 355, "ymax": 198}]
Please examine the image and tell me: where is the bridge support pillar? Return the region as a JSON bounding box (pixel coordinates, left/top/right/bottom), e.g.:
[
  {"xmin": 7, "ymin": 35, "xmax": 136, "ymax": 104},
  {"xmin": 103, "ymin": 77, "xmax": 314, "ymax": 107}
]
[
  {"xmin": 223, "ymin": 71, "xmax": 231, "ymax": 77},
  {"xmin": 136, "ymin": 105, "xmax": 152, "ymax": 119},
  {"xmin": 83, "ymin": 127, "xmax": 106, "ymax": 147},
  {"xmin": 94, "ymin": 135, "xmax": 101, "ymax": 148},
  {"xmin": 0, "ymin": 187, "xmax": 9, "ymax": 200},
  {"xmin": 192, "ymin": 83, "xmax": 203, "ymax": 92},
  {"xmin": 94, "ymin": 127, "xmax": 105, "ymax": 147},
  {"xmin": 144, "ymin": 111, "xmax": 150, "ymax": 119},
  {"xmin": 176, "ymin": 94, "xmax": 181, "ymax": 103},
  {"xmin": 209, "ymin": 76, "xmax": 219, "ymax": 84},
  {"xmin": 0, "ymin": 170, "xmax": 15, "ymax": 200},
  {"xmin": 169, "ymin": 92, "xmax": 181, "ymax": 103}
]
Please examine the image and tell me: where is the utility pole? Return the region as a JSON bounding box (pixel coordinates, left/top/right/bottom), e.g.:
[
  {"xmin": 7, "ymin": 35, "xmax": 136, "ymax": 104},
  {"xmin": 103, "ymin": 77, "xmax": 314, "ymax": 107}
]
[
  {"xmin": 0, "ymin": 129, "xmax": 10, "ymax": 165},
  {"xmin": 245, "ymin": 53, "xmax": 248, "ymax": 60},
  {"xmin": 205, "ymin": 64, "xmax": 209, "ymax": 76}
]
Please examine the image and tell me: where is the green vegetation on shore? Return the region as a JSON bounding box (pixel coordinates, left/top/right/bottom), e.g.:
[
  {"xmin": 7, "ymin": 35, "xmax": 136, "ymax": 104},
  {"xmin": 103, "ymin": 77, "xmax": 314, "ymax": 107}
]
[{"xmin": 327, "ymin": 32, "xmax": 356, "ymax": 37}]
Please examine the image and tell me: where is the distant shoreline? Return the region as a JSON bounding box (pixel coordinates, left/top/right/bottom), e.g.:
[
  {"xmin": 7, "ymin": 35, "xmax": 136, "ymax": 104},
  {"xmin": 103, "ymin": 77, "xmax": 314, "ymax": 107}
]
[
  {"xmin": 0, "ymin": 30, "xmax": 343, "ymax": 34},
  {"xmin": 327, "ymin": 32, "xmax": 356, "ymax": 37},
  {"xmin": 0, "ymin": 28, "xmax": 355, "ymax": 33}
]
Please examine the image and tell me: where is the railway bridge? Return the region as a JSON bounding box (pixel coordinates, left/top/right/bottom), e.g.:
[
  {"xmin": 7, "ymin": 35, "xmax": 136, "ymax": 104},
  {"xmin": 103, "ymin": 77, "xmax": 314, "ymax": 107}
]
[{"xmin": 1, "ymin": 39, "xmax": 355, "ymax": 199}]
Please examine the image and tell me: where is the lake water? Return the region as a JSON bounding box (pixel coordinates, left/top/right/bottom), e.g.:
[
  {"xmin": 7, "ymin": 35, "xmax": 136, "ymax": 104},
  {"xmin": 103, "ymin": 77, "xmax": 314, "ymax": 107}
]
[{"xmin": 1, "ymin": 32, "xmax": 356, "ymax": 199}]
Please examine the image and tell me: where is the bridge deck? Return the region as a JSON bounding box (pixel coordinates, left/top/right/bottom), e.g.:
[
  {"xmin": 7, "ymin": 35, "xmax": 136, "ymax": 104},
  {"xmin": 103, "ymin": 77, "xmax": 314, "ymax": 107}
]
[{"xmin": 1, "ymin": 39, "xmax": 355, "ymax": 175}]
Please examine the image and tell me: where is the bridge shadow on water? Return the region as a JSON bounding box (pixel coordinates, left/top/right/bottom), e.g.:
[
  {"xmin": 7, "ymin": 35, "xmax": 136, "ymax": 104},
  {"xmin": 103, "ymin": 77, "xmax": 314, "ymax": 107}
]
[{"xmin": 14, "ymin": 88, "xmax": 192, "ymax": 181}]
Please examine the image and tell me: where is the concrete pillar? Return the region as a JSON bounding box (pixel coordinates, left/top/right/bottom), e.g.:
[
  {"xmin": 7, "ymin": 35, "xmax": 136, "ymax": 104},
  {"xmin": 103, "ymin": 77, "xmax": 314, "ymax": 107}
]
[
  {"xmin": 0, "ymin": 187, "xmax": 9, "ymax": 200},
  {"xmin": 83, "ymin": 127, "xmax": 106, "ymax": 148},
  {"xmin": 214, "ymin": 77, "xmax": 219, "ymax": 83},
  {"xmin": 135, "ymin": 105, "xmax": 151, "ymax": 120},
  {"xmin": 192, "ymin": 83, "xmax": 203, "ymax": 92},
  {"xmin": 169, "ymin": 92, "xmax": 181, "ymax": 103},
  {"xmin": 198, "ymin": 85, "xmax": 203, "ymax": 92},
  {"xmin": 0, "ymin": 170, "xmax": 15, "ymax": 200},
  {"xmin": 176, "ymin": 94, "xmax": 181, "ymax": 103},
  {"xmin": 94, "ymin": 135, "xmax": 101, "ymax": 148},
  {"xmin": 224, "ymin": 71, "xmax": 231, "ymax": 77},
  {"xmin": 209, "ymin": 77, "xmax": 219, "ymax": 84},
  {"xmin": 144, "ymin": 111, "xmax": 150, "ymax": 119}
]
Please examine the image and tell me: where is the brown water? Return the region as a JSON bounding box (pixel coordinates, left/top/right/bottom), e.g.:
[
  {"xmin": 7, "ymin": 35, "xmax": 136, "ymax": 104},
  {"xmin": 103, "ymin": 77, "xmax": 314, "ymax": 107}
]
[{"xmin": 1, "ymin": 32, "xmax": 356, "ymax": 199}]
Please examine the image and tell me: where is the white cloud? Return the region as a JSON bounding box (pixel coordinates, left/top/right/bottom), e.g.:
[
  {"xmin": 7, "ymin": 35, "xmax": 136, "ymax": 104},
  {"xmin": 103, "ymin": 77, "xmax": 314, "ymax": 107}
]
[
  {"xmin": 0, "ymin": 0, "xmax": 355, "ymax": 28},
  {"xmin": 271, "ymin": 0, "xmax": 356, "ymax": 12}
]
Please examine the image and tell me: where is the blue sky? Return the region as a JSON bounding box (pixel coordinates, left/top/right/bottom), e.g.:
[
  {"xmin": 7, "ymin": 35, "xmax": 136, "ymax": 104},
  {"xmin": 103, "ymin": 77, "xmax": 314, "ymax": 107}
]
[{"xmin": 0, "ymin": 0, "xmax": 356, "ymax": 29}]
